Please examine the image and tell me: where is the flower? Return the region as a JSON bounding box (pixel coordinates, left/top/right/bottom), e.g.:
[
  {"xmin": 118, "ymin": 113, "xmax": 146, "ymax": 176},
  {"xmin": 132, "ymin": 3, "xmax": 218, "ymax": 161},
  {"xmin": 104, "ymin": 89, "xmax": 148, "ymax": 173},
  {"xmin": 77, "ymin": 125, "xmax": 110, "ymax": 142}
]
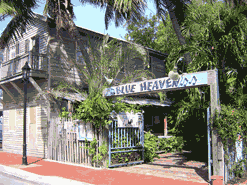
[{"xmin": 238, "ymin": 135, "xmax": 241, "ymax": 141}]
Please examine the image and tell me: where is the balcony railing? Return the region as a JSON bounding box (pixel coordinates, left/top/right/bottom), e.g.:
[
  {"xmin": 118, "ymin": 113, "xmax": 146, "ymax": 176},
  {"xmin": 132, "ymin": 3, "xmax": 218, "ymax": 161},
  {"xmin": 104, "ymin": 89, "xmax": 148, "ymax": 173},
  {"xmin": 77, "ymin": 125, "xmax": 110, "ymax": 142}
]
[{"xmin": 0, "ymin": 52, "xmax": 48, "ymax": 80}]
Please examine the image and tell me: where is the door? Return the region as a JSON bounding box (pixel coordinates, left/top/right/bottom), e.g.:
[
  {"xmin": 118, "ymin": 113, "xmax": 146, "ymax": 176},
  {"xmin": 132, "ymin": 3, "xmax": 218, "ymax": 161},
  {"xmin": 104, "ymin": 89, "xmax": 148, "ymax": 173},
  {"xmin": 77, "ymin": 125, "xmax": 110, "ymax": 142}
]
[{"xmin": 207, "ymin": 107, "xmax": 212, "ymax": 182}]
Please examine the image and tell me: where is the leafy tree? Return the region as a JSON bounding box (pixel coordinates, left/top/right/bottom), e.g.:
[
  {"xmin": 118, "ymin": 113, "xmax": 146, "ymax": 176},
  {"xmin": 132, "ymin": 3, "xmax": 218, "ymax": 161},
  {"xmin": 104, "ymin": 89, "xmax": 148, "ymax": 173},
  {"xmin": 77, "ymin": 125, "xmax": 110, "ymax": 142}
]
[
  {"xmin": 124, "ymin": 14, "xmax": 160, "ymax": 50},
  {"xmin": 165, "ymin": 1, "xmax": 247, "ymax": 164},
  {"xmin": 151, "ymin": 0, "xmax": 193, "ymax": 66}
]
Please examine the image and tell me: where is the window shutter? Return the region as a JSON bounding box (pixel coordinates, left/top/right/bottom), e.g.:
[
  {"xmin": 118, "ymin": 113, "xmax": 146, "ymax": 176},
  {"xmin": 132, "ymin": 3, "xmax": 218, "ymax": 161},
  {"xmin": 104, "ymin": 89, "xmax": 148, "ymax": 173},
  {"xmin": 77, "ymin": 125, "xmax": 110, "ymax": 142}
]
[
  {"xmin": 25, "ymin": 40, "xmax": 30, "ymax": 54},
  {"xmin": 35, "ymin": 37, "xmax": 39, "ymax": 53},
  {"xmin": 16, "ymin": 43, "xmax": 19, "ymax": 55}
]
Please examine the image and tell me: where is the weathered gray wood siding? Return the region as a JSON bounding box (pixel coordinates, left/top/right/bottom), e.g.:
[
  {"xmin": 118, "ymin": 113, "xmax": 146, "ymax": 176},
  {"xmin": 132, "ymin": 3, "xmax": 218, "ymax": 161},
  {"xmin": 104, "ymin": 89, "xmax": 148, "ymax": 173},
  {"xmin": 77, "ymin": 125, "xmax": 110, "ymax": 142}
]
[
  {"xmin": 2, "ymin": 78, "xmax": 48, "ymax": 158},
  {"xmin": 149, "ymin": 54, "xmax": 167, "ymax": 78},
  {"xmin": 1, "ymin": 14, "xmax": 49, "ymax": 79}
]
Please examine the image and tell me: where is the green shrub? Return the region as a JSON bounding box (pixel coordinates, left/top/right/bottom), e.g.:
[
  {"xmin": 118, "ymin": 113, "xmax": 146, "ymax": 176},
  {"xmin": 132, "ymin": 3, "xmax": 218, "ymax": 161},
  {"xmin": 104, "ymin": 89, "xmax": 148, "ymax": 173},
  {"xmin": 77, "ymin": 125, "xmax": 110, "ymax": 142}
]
[
  {"xmin": 158, "ymin": 136, "xmax": 184, "ymax": 153},
  {"xmin": 144, "ymin": 130, "xmax": 160, "ymax": 163}
]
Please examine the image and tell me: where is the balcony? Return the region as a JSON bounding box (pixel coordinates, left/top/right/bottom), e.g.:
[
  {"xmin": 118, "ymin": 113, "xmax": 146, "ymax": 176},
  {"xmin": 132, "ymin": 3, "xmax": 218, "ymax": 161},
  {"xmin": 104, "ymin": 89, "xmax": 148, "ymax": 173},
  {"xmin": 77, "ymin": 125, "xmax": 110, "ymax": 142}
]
[{"xmin": 0, "ymin": 52, "xmax": 48, "ymax": 82}]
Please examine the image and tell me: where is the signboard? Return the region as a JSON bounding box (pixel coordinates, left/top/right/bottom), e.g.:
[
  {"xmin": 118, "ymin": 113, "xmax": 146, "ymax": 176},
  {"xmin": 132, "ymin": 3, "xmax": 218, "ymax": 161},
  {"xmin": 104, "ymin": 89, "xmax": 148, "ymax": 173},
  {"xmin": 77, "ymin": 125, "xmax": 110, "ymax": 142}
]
[
  {"xmin": 103, "ymin": 71, "xmax": 208, "ymax": 97},
  {"xmin": 77, "ymin": 122, "xmax": 93, "ymax": 141},
  {"xmin": 117, "ymin": 111, "xmax": 140, "ymax": 128},
  {"xmin": 64, "ymin": 121, "xmax": 76, "ymax": 133}
]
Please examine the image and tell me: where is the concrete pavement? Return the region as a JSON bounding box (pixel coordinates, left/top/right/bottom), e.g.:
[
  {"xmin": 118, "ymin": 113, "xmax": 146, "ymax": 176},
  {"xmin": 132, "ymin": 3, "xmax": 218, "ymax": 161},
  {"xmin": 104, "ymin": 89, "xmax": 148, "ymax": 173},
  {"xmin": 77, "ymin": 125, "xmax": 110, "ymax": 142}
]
[{"xmin": 0, "ymin": 164, "xmax": 94, "ymax": 185}]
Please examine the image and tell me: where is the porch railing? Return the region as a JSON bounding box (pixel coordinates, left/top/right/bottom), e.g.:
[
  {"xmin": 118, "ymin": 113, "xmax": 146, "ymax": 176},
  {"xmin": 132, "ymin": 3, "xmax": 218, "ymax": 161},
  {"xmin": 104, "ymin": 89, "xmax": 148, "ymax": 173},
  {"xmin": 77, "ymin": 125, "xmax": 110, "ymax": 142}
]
[{"xmin": 0, "ymin": 52, "xmax": 48, "ymax": 80}]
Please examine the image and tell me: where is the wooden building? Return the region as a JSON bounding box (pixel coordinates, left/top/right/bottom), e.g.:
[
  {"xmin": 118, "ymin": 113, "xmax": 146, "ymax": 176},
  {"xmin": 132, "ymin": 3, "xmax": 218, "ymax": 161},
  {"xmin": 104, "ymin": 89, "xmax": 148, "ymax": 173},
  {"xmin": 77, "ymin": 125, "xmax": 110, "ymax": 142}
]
[{"xmin": 0, "ymin": 13, "xmax": 170, "ymax": 160}]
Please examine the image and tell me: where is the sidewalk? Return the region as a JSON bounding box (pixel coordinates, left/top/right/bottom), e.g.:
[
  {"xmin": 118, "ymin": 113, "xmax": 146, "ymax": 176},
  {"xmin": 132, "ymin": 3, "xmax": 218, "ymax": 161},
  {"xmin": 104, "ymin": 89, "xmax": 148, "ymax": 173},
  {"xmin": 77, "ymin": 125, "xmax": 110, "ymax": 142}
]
[{"xmin": 0, "ymin": 150, "xmax": 212, "ymax": 185}]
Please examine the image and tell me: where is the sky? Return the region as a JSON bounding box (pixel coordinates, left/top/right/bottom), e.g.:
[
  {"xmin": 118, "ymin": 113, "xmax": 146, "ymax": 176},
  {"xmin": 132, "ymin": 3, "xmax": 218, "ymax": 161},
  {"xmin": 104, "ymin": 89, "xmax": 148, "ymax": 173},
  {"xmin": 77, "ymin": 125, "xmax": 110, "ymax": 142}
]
[{"xmin": 0, "ymin": 0, "xmax": 159, "ymax": 41}]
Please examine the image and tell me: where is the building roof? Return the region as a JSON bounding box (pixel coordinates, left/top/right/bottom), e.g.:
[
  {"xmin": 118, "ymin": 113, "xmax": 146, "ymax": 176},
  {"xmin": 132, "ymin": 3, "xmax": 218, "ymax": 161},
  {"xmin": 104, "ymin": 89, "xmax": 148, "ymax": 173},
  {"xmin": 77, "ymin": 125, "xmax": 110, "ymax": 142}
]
[{"xmin": 0, "ymin": 13, "xmax": 168, "ymax": 58}]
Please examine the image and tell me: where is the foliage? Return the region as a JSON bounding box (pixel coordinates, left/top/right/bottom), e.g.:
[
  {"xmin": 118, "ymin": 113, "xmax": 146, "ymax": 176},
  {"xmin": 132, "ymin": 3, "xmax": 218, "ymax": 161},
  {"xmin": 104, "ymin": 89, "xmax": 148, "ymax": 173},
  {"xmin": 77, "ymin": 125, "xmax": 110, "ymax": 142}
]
[
  {"xmin": 158, "ymin": 136, "xmax": 184, "ymax": 153},
  {"xmin": 210, "ymin": 104, "xmax": 247, "ymax": 178},
  {"xmin": 111, "ymin": 148, "xmax": 142, "ymax": 165},
  {"xmin": 82, "ymin": 138, "xmax": 108, "ymax": 167},
  {"xmin": 124, "ymin": 14, "xmax": 160, "ymax": 51},
  {"xmin": 144, "ymin": 130, "xmax": 160, "ymax": 163},
  {"xmin": 0, "ymin": 0, "xmax": 37, "ymax": 46}
]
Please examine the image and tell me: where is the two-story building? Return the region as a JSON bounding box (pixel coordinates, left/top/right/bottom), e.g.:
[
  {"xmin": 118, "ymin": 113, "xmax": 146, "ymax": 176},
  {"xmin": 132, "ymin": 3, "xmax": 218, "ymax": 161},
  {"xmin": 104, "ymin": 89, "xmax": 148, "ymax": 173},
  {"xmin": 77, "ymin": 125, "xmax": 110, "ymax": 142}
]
[{"xmin": 0, "ymin": 13, "xmax": 172, "ymax": 158}]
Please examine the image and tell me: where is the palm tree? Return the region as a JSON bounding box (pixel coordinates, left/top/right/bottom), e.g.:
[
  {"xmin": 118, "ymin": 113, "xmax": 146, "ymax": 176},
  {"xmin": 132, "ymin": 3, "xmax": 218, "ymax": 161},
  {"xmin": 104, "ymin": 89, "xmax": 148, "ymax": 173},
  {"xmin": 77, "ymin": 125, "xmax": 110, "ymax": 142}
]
[
  {"xmin": 0, "ymin": 0, "xmax": 38, "ymax": 46},
  {"xmin": 152, "ymin": 0, "xmax": 194, "ymax": 67}
]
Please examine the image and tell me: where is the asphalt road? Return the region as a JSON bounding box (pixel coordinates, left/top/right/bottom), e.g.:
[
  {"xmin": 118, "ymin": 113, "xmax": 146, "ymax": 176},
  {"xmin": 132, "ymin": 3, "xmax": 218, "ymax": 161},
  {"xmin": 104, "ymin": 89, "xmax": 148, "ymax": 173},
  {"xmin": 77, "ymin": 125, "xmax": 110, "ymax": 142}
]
[{"xmin": 0, "ymin": 171, "xmax": 42, "ymax": 185}]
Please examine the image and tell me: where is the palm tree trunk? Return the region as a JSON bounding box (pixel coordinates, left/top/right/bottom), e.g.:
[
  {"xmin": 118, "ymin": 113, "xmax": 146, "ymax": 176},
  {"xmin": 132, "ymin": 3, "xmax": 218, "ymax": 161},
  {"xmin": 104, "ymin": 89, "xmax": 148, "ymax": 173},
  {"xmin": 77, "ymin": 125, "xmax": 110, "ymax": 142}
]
[{"xmin": 167, "ymin": 8, "xmax": 192, "ymax": 66}]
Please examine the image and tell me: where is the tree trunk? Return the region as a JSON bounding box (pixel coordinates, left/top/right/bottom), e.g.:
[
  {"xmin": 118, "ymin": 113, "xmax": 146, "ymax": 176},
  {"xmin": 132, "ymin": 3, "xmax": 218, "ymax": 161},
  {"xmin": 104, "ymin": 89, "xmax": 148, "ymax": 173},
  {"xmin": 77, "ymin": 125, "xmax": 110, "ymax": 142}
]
[{"xmin": 167, "ymin": 9, "xmax": 192, "ymax": 66}]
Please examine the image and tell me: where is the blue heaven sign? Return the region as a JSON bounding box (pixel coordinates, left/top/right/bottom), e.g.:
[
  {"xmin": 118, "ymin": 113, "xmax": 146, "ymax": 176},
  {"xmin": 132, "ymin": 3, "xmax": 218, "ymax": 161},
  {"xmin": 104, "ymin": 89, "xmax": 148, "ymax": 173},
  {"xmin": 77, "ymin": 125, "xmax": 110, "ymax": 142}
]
[{"xmin": 103, "ymin": 71, "xmax": 208, "ymax": 97}]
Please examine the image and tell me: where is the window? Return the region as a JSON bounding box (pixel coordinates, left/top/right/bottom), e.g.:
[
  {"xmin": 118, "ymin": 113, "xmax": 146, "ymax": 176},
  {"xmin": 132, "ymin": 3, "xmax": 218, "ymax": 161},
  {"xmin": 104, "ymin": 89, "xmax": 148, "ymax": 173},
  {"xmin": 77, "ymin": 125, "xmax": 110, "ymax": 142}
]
[
  {"xmin": 16, "ymin": 43, "xmax": 19, "ymax": 55},
  {"xmin": 9, "ymin": 45, "xmax": 15, "ymax": 60},
  {"xmin": 32, "ymin": 36, "xmax": 39, "ymax": 53},
  {"xmin": 6, "ymin": 46, "xmax": 10, "ymax": 61},
  {"xmin": 25, "ymin": 39, "xmax": 30, "ymax": 54}
]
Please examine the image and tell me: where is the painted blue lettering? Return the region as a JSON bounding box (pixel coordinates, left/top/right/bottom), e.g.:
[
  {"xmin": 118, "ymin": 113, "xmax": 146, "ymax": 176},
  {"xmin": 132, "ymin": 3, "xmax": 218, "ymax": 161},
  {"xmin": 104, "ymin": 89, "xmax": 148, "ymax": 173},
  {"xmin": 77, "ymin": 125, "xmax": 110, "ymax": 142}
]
[
  {"xmin": 110, "ymin": 88, "xmax": 116, "ymax": 95},
  {"xmin": 125, "ymin": 85, "xmax": 131, "ymax": 93},
  {"xmin": 121, "ymin": 86, "xmax": 124, "ymax": 94},
  {"xmin": 140, "ymin": 82, "xmax": 146, "ymax": 91},
  {"xmin": 159, "ymin": 80, "xmax": 166, "ymax": 89},
  {"xmin": 116, "ymin": 87, "xmax": 121, "ymax": 94},
  {"xmin": 152, "ymin": 81, "xmax": 159, "ymax": 90},
  {"xmin": 172, "ymin": 79, "xmax": 180, "ymax": 87},
  {"xmin": 191, "ymin": 76, "xmax": 197, "ymax": 85},
  {"xmin": 130, "ymin": 85, "xmax": 136, "ymax": 92},
  {"xmin": 179, "ymin": 76, "xmax": 184, "ymax": 86},
  {"xmin": 183, "ymin": 78, "xmax": 189, "ymax": 87},
  {"xmin": 147, "ymin": 82, "xmax": 152, "ymax": 91},
  {"xmin": 166, "ymin": 79, "xmax": 172, "ymax": 88}
]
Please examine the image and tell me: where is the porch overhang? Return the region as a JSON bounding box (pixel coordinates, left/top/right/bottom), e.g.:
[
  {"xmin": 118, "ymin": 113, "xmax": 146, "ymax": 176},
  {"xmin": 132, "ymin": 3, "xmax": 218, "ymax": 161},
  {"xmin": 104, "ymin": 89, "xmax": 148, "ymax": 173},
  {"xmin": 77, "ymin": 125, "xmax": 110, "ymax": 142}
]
[{"xmin": 114, "ymin": 97, "xmax": 173, "ymax": 107}]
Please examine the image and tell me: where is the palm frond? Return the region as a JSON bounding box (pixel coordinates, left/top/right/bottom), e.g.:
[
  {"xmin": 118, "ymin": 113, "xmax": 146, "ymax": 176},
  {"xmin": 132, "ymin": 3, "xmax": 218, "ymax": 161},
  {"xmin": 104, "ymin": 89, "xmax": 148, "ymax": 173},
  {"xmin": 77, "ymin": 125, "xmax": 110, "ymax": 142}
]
[
  {"xmin": 80, "ymin": 0, "xmax": 147, "ymax": 30},
  {"xmin": 0, "ymin": 0, "xmax": 37, "ymax": 48}
]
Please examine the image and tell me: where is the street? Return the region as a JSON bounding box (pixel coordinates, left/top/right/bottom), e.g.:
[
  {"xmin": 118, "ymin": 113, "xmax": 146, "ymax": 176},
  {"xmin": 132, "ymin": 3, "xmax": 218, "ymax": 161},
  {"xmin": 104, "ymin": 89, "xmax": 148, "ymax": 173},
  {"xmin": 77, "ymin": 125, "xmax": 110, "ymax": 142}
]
[{"xmin": 0, "ymin": 171, "xmax": 41, "ymax": 185}]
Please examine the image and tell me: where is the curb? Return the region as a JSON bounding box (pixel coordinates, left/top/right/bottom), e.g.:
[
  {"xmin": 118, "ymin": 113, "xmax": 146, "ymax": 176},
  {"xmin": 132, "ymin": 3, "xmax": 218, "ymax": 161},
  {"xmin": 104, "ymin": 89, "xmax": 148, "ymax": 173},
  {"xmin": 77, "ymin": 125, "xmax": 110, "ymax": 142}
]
[{"xmin": 0, "ymin": 164, "xmax": 94, "ymax": 185}]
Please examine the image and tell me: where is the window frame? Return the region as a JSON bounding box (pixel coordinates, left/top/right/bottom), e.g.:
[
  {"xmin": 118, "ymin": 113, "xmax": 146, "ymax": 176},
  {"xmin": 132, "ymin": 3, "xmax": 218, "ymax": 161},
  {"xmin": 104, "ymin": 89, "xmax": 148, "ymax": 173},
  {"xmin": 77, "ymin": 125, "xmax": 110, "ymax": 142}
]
[
  {"xmin": 16, "ymin": 42, "xmax": 19, "ymax": 56},
  {"xmin": 25, "ymin": 39, "xmax": 30, "ymax": 54}
]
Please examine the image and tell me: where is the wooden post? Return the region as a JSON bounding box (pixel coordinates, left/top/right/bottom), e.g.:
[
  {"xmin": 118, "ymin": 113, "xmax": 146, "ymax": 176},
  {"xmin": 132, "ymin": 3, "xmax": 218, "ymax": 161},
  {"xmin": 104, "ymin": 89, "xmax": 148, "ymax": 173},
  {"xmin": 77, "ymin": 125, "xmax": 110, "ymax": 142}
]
[
  {"xmin": 79, "ymin": 142, "xmax": 81, "ymax": 164},
  {"xmin": 76, "ymin": 134, "xmax": 79, "ymax": 163},
  {"xmin": 67, "ymin": 133, "xmax": 69, "ymax": 162},
  {"xmin": 83, "ymin": 142, "xmax": 85, "ymax": 165},
  {"xmin": 208, "ymin": 69, "xmax": 224, "ymax": 183},
  {"xmin": 70, "ymin": 132, "xmax": 72, "ymax": 163},
  {"xmin": 164, "ymin": 116, "xmax": 167, "ymax": 136}
]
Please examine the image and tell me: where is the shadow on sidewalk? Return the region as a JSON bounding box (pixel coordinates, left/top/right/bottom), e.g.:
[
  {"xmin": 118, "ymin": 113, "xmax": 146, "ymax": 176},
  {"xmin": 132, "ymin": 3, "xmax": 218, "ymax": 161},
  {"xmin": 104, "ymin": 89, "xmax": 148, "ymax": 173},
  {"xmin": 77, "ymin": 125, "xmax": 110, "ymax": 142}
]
[
  {"xmin": 28, "ymin": 158, "xmax": 44, "ymax": 165},
  {"xmin": 148, "ymin": 151, "xmax": 209, "ymax": 183}
]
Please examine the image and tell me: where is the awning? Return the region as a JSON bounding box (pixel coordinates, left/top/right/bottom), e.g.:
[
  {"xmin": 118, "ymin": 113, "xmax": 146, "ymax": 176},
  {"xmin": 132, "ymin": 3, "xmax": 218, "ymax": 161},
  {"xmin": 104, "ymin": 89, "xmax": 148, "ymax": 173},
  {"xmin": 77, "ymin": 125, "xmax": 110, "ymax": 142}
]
[
  {"xmin": 114, "ymin": 97, "xmax": 173, "ymax": 107},
  {"xmin": 52, "ymin": 91, "xmax": 87, "ymax": 102},
  {"xmin": 51, "ymin": 90, "xmax": 173, "ymax": 107}
]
